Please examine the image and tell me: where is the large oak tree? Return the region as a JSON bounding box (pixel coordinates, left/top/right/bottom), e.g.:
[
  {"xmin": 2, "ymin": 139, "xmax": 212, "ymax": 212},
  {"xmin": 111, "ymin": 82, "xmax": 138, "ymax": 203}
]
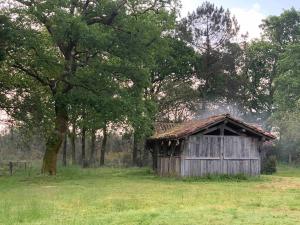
[{"xmin": 0, "ymin": 0, "xmax": 177, "ymax": 174}]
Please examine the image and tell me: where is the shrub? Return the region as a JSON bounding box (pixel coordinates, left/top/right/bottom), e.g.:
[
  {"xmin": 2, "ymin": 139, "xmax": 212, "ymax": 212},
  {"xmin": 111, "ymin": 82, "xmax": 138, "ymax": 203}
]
[{"xmin": 261, "ymin": 155, "xmax": 277, "ymax": 174}]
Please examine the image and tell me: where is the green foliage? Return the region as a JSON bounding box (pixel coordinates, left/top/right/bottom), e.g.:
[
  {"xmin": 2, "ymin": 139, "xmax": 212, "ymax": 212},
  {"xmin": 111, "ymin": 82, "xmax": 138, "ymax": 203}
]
[
  {"xmin": 147, "ymin": 36, "xmax": 200, "ymax": 122},
  {"xmin": 1, "ymin": 0, "xmax": 300, "ymax": 169},
  {"xmin": 272, "ymin": 43, "xmax": 300, "ymax": 162},
  {"xmin": 240, "ymin": 40, "xmax": 278, "ymax": 121},
  {"xmin": 275, "ymin": 44, "xmax": 300, "ymax": 112},
  {"xmin": 261, "ymin": 155, "xmax": 277, "ymax": 175},
  {"xmin": 235, "ymin": 8, "xmax": 300, "ymax": 126},
  {"xmin": 259, "ymin": 8, "xmax": 300, "ymax": 123},
  {"xmin": 0, "ymin": 15, "xmax": 11, "ymax": 61},
  {"xmin": 0, "ymin": 1, "xmax": 178, "ymax": 162},
  {"xmin": 179, "ymin": 1, "xmax": 239, "ymax": 51},
  {"xmin": 179, "ymin": 1, "xmax": 240, "ymax": 104},
  {"xmin": 261, "ymin": 8, "xmax": 300, "ymax": 47}
]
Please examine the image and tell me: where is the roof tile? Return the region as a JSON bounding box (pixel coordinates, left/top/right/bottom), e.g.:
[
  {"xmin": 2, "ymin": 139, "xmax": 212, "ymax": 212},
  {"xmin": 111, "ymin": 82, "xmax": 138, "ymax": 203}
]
[{"xmin": 150, "ymin": 114, "xmax": 276, "ymax": 140}]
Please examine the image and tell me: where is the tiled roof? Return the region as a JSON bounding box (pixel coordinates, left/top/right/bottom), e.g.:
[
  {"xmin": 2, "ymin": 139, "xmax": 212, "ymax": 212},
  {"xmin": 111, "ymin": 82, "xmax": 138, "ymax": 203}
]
[{"xmin": 149, "ymin": 114, "xmax": 276, "ymax": 140}]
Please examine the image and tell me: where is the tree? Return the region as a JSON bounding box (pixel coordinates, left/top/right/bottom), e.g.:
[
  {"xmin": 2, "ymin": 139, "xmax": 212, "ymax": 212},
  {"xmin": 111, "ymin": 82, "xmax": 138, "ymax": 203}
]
[
  {"xmin": 81, "ymin": 115, "xmax": 87, "ymax": 167},
  {"xmin": 127, "ymin": 36, "xmax": 199, "ymax": 166},
  {"xmin": 240, "ymin": 40, "xmax": 278, "ymax": 122},
  {"xmin": 1, "ymin": 0, "xmax": 177, "ymax": 174},
  {"xmin": 261, "ymin": 8, "xmax": 300, "ymax": 48},
  {"xmin": 238, "ymin": 8, "xmax": 300, "ymax": 123},
  {"xmin": 130, "ymin": 98, "xmax": 155, "ymax": 166},
  {"xmin": 62, "ymin": 134, "xmax": 67, "ymax": 167},
  {"xmin": 275, "ymin": 44, "xmax": 300, "ymax": 117},
  {"xmin": 70, "ymin": 120, "xmax": 77, "ymax": 165},
  {"xmin": 156, "ymin": 80, "xmax": 198, "ymax": 122},
  {"xmin": 273, "ymin": 44, "xmax": 300, "ymax": 163},
  {"xmin": 89, "ymin": 128, "xmax": 97, "ymax": 166},
  {"xmin": 100, "ymin": 123, "xmax": 108, "ymax": 166},
  {"xmin": 146, "ymin": 37, "xmax": 199, "ymax": 122},
  {"xmin": 179, "ymin": 1, "xmax": 239, "ymax": 104}
]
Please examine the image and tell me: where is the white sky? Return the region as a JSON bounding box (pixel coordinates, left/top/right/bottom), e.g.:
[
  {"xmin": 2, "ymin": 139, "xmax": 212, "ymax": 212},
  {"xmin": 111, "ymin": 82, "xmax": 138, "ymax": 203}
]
[
  {"xmin": 180, "ymin": 1, "xmax": 266, "ymax": 39},
  {"xmin": 230, "ymin": 3, "xmax": 265, "ymax": 39}
]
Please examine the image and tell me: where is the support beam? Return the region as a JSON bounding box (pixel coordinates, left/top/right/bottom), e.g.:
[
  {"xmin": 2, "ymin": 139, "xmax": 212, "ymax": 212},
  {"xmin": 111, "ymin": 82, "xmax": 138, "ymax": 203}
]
[
  {"xmin": 224, "ymin": 125, "xmax": 241, "ymax": 135},
  {"xmin": 170, "ymin": 141, "xmax": 176, "ymax": 156},
  {"xmin": 152, "ymin": 142, "xmax": 159, "ymax": 171},
  {"xmin": 220, "ymin": 124, "xmax": 225, "ymax": 136},
  {"xmin": 202, "ymin": 125, "xmax": 220, "ymax": 135},
  {"xmin": 226, "ymin": 119, "xmax": 266, "ymax": 138}
]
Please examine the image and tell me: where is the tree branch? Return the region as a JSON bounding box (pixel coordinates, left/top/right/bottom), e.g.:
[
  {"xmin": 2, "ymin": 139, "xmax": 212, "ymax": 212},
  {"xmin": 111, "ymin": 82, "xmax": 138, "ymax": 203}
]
[
  {"xmin": 13, "ymin": 63, "xmax": 50, "ymax": 87},
  {"xmin": 141, "ymin": 0, "xmax": 158, "ymax": 14},
  {"xmin": 129, "ymin": 0, "xmax": 162, "ymax": 16},
  {"xmin": 61, "ymin": 79, "xmax": 105, "ymax": 96},
  {"xmin": 87, "ymin": 0, "xmax": 127, "ymax": 25},
  {"xmin": 15, "ymin": 0, "xmax": 34, "ymax": 7},
  {"xmin": 82, "ymin": 0, "xmax": 91, "ymax": 16}
]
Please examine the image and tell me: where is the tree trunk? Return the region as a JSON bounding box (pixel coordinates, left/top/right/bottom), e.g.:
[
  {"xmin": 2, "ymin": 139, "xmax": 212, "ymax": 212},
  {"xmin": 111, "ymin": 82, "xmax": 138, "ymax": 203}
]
[
  {"xmin": 289, "ymin": 153, "xmax": 292, "ymax": 164},
  {"xmin": 71, "ymin": 122, "xmax": 76, "ymax": 165},
  {"xmin": 90, "ymin": 129, "xmax": 96, "ymax": 166},
  {"xmin": 42, "ymin": 103, "xmax": 68, "ymax": 175},
  {"xmin": 100, "ymin": 124, "xmax": 107, "ymax": 166},
  {"xmin": 142, "ymin": 141, "xmax": 149, "ymax": 167},
  {"xmin": 62, "ymin": 134, "xmax": 67, "ymax": 167},
  {"xmin": 81, "ymin": 126, "xmax": 86, "ymax": 167},
  {"xmin": 132, "ymin": 132, "xmax": 139, "ymax": 166}
]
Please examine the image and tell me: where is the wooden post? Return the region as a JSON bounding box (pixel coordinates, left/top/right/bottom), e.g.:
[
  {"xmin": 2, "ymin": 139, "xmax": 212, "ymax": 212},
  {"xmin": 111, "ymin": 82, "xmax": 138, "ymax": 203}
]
[
  {"xmin": 220, "ymin": 124, "xmax": 225, "ymax": 136},
  {"xmin": 170, "ymin": 141, "xmax": 176, "ymax": 156},
  {"xmin": 180, "ymin": 139, "xmax": 186, "ymax": 177},
  {"xmin": 169, "ymin": 141, "xmax": 176, "ymax": 175},
  {"xmin": 132, "ymin": 131, "xmax": 139, "ymax": 166},
  {"xmin": 152, "ymin": 142, "xmax": 159, "ymax": 171},
  {"xmin": 162, "ymin": 140, "xmax": 168, "ymax": 156}
]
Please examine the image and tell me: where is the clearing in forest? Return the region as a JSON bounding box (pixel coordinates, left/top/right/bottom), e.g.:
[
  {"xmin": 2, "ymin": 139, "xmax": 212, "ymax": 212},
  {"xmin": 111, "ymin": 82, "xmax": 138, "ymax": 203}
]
[{"xmin": 0, "ymin": 165, "xmax": 300, "ymax": 225}]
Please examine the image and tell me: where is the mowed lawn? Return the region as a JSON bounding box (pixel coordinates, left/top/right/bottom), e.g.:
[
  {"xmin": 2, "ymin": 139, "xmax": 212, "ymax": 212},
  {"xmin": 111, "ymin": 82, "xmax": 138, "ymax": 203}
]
[{"xmin": 1, "ymin": 165, "xmax": 300, "ymax": 225}]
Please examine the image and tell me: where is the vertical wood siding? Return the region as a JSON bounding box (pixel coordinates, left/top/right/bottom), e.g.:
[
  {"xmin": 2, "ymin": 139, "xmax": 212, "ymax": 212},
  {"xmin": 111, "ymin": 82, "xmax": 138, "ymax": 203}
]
[
  {"xmin": 157, "ymin": 157, "xmax": 181, "ymax": 176},
  {"xmin": 180, "ymin": 135, "xmax": 260, "ymax": 177}
]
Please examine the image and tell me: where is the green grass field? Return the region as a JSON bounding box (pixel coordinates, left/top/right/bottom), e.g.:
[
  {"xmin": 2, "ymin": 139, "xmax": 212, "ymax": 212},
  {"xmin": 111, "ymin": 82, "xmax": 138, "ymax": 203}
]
[{"xmin": 1, "ymin": 165, "xmax": 300, "ymax": 225}]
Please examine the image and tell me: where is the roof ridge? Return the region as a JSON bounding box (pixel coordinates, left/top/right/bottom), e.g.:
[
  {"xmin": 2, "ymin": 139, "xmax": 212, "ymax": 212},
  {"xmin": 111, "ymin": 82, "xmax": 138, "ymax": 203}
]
[{"xmin": 149, "ymin": 114, "xmax": 276, "ymax": 140}]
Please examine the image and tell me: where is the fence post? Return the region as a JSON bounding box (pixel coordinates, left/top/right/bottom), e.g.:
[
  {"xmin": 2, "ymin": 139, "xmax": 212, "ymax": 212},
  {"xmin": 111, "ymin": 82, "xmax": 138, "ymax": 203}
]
[{"xmin": 9, "ymin": 162, "xmax": 13, "ymax": 176}]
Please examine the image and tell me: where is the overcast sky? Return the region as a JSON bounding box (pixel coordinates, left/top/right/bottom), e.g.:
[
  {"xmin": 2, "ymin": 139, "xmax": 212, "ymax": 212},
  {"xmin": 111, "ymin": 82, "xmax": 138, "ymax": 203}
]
[{"xmin": 181, "ymin": 0, "xmax": 300, "ymax": 39}]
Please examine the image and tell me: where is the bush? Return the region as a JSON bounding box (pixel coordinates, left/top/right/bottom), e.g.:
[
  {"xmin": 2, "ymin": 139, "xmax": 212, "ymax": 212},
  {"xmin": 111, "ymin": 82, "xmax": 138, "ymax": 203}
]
[{"xmin": 261, "ymin": 155, "xmax": 277, "ymax": 174}]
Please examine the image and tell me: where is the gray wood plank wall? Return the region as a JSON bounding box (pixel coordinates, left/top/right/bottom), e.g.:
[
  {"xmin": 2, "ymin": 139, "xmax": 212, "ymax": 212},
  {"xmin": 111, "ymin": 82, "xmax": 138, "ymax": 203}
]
[
  {"xmin": 157, "ymin": 157, "xmax": 181, "ymax": 176},
  {"xmin": 179, "ymin": 135, "xmax": 261, "ymax": 177}
]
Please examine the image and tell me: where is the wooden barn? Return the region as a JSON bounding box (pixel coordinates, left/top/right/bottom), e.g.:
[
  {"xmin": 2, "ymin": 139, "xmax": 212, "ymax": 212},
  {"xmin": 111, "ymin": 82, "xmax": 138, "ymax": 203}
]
[{"xmin": 147, "ymin": 114, "xmax": 276, "ymax": 177}]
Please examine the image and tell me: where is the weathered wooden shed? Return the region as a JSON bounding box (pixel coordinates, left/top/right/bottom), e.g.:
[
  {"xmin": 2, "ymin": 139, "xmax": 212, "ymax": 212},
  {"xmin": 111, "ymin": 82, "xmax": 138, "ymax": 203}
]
[{"xmin": 147, "ymin": 114, "xmax": 276, "ymax": 177}]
